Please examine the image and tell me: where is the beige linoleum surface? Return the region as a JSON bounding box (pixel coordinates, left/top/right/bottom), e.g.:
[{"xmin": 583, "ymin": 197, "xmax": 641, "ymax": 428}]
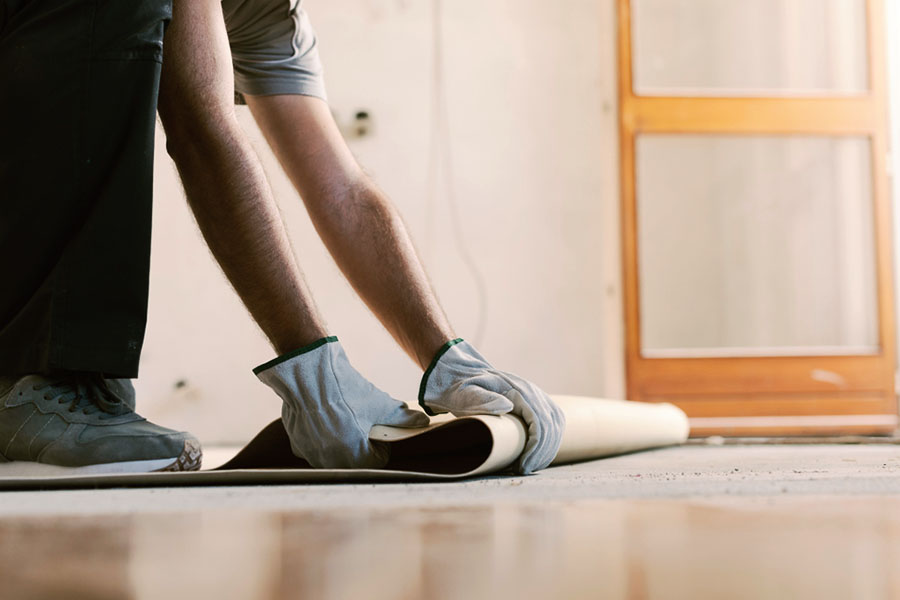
[{"xmin": 2, "ymin": 445, "xmax": 900, "ymax": 599}]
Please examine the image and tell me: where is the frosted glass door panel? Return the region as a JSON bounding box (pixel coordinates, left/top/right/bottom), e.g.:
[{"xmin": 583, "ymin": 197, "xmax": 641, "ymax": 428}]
[
  {"xmin": 637, "ymin": 135, "xmax": 878, "ymax": 357},
  {"xmin": 632, "ymin": 0, "xmax": 868, "ymax": 96}
]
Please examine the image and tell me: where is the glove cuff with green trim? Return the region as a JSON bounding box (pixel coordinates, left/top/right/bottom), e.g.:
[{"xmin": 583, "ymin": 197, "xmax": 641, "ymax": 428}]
[
  {"xmin": 418, "ymin": 338, "xmax": 516, "ymax": 417},
  {"xmin": 417, "ymin": 338, "xmax": 565, "ymax": 474}
]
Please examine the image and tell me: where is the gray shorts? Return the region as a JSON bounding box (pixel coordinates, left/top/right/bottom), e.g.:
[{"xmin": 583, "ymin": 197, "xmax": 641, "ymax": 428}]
[{"xmin": 221, "ymin": 0, "xmax": 327, "ymax": 103}]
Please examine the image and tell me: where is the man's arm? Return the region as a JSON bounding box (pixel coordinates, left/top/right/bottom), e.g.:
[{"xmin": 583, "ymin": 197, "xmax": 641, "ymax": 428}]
[
  {"xmin": 245, "ymin": 94, "xmax": 565, "ymax": 473},
  {"xmin": 157, "ymin": 0, "xmax": 426, "ymax": 469},
  {"xmin": 244, "ymin": 95, "xmax": 456, "ymax": 370},
  {"xmin": 158, "ymin": 0, "xmax": 328, "ymax": 355}
]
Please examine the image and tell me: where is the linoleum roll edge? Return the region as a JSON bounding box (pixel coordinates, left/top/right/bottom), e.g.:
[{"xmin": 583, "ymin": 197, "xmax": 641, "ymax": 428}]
[{"xmin": 550, "ymin": 396, "xmax": 690, "ymax": 465}]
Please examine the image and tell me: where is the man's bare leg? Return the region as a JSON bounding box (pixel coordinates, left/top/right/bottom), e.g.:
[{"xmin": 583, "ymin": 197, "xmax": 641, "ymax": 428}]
[
  {"xmin": 157, "ymin": 0, "xmax": 327, "ymax": 354},
  {"xmin": 245, "ymin": 95, "xmax": 456, "ymax": 369}
]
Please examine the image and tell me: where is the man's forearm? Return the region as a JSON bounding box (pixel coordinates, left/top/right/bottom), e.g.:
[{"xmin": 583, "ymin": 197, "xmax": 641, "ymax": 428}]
[
  {"xmin": 310, "ymin": 179, "xmax": 456, "ymax": 370},
  {"xmin": 163, "ymin": 126, "xmax": 328, "ymax": 354},
  {"xmin": 245, "ymin": 94, "xmax": 456, "ymax": 369}
]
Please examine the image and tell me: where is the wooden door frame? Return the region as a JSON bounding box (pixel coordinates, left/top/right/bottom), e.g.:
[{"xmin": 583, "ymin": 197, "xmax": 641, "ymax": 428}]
[{"xmin": 618, "ymin": 0, "xmax": 899, "ymax": 436}]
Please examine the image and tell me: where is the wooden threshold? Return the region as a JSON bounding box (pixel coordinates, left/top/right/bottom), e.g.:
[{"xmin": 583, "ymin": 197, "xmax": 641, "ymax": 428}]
[
  {"xmin": 689, "ymin": 415, "xmax": 898, "ymax": 438},
  {"xmin": 660, "ymin": 392, "xmax": 900, "ymax": 437}
]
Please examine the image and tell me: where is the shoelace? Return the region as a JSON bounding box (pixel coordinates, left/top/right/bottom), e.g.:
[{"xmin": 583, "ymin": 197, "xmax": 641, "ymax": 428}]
[{"xmin": 31, "ymin": 375, "xmax": 130, "ymax": 418}]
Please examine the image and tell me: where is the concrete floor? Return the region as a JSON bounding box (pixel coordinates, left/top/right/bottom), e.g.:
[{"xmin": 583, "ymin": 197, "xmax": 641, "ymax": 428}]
[
  {"xmin": 3, "ymin": 444, "xmax": 899, "ymax": 515},
  {"xmin": 2, "ymin": 445, "xmax": 899, "ymax": 599}
]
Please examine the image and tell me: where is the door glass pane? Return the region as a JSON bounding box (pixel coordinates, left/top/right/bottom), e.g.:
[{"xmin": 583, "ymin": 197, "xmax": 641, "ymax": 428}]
[
  {"xmin": 632, "ymin": 0, "xmax": 868, "ymax": 96},
  {"xmin": 637, "ymin": 135, "xmax": 878, "ymax": 357}
]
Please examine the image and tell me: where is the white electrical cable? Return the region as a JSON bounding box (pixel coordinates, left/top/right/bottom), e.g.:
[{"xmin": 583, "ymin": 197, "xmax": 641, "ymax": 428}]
[{"xmin": 425, "ymin": 0, "xmax": 489, "ymax": 346}]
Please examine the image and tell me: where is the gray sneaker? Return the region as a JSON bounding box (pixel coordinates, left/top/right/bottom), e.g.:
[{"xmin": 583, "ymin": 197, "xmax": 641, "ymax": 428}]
[
  {"xmin": 104, "ymin": 378, "xmax": 136, "ymax": 411},
  {"xmin": 0, "ymin": 374, "xmax": 201, "ymax": 475}
]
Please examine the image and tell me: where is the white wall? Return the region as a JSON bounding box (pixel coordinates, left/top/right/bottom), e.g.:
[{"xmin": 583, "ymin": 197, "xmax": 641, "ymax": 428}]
[{"xmin": 137, "ymin": 0, "xmax": 623, "ymax": 443}]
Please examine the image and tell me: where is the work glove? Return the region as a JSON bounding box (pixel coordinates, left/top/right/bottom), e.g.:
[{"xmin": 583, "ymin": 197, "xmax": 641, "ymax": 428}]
[
  {"xmin": 255, "ymin": 336, "xmax": 429, "ymax": 468},
  {"xmin": 419, "ymin": 339, "xmax": 565, "ymax": 474}
]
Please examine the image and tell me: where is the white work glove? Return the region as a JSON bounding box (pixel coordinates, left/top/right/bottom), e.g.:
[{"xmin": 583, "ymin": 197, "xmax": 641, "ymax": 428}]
[
  {"xmin": 255, "ymin": 336, "xmax": 429, "ymax": 468},
  {"xmin": 419, "ymin": 339, "xmax": 565, "ymax": 474}
]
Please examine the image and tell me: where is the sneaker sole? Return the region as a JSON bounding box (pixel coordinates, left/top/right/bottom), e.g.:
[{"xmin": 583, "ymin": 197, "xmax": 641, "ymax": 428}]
[
  {"xmin": 0, "ymin": 438, "xmax": 203, "ymax": 477},
  {"xmin": 156, "ymin": 437, "xmax": 203, "ymax": 472}
]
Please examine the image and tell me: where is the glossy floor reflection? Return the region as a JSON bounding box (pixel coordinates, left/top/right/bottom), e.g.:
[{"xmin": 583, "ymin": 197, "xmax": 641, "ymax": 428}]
[{"xmin": 2, "ymin": 496, "xmax": 899, "ymax": 600}]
